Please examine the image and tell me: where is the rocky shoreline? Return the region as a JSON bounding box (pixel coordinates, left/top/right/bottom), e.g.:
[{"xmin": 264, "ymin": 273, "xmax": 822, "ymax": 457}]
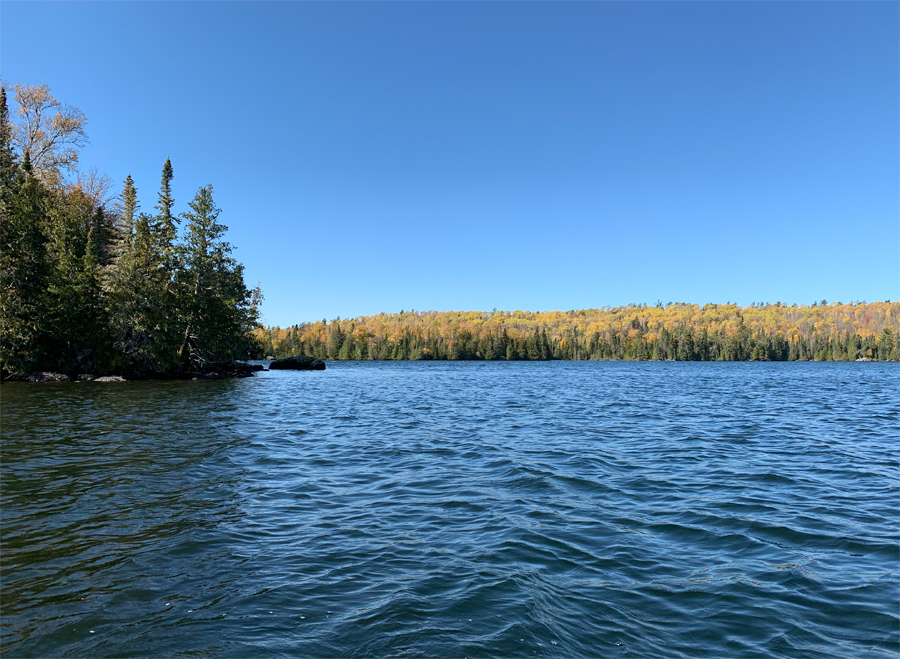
[
  {"xmin": 2, "ymin": 357, "xmax": 327, "ymax": 382},
  {"xmin": 1, "ymin": 362, "xmax": 266, "ymax": 383}
]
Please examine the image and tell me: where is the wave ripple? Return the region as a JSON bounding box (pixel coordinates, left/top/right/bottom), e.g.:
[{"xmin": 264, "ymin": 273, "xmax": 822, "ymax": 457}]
[{"xmin": 2, "ymin": 362, "xmax": 898, "ymax": 658}]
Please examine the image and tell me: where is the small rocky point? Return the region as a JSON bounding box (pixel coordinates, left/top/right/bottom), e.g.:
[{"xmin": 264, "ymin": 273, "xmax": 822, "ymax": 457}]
[
  {"xmin": 3, "ymin": 362, "xmax": 267, "ymax": 382},
  {"xmin": 268, "ymin": 356, "xmax": 326, "ymax": 371},
  {"xmin": 6, "ymin": 371, "xmax": 73, "ymax": 382},
  {"xmin": 4, "ymin": 372, "xmax": 128, "ymax": 382}
]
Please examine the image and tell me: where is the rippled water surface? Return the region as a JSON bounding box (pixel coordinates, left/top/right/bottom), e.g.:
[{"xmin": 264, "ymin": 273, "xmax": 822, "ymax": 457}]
[{"xmin": 2, "ymin": 362, "xmax": 898, "ymax": 658}]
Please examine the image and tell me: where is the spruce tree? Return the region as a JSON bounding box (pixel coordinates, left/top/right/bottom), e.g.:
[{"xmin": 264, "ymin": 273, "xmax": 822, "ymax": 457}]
[
  {"xmin": 139, "ymin": 160, "xmax": 182, "ymax": 372},
  {"xmin": 0, "ymin": 152, "xmax": 51, "ymax": 374},
  {"xmin": 44, "ymin": 186, "xmax": 100, "ymax": 372},
  {"xmin": 178, "ymin": 184, "xmax": 258, "ymax": 370},
  {"xmin": 120, "ymin": 174, "xmax": 138, "ymax": 245},
  {"xmin": 76, "ymin": 206, "xmax": 113, "ymax": 371},
  {"xmin": 89, "ymin": 205, "xmax": 116, "ymax": 269},
  {"xmin": 0, "ymin": 87, "xmax": 15, "ymax": 198},
  {"xmin": 108, "ymin": 192, "xmax": 173, "ymax": 374},
  {"xmin": 878, "ymin": 328, "xmax": 895, "ymax": 360},
  {"xmin": 154, "ymin": 158, "xmax": 177, "ymax": 255}
]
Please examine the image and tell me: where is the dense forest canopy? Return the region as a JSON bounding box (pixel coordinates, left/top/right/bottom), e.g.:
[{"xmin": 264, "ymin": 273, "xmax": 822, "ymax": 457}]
[
  {"xmin": 258, "ymin": 302, "xmax": 900, "ymax": 362},
  {"xmin": 0, "ymin": 83, "xmax": 261, "ymax": 377}
]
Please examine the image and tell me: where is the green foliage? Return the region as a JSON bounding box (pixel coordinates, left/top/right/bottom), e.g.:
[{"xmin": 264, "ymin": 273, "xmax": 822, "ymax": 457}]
[
  {"xmin": 1, "ymin": 152, "xmax": 52, "ymax": 370},
  {"xmin": 120, "ymin": 174, "xmax": 137, "ymax": 240},
  {"xmin": 154, "ymin": 158, "xmax": 177, "ymax": 255},
  {"xmin": 42, "ymin": 186, "xmax": 107, "ymax": 372},
  {"xmin": 0, "ymin": 84, "xmax": 261, "ymax": 376},
  {"xmin": 0, "ymin": 87, "xmax": 15, "ymax": 193},
  {"xmin": 177, "ymin": 185, "xmax": 260, "ymax": 371},
  {"xmin": 108, "ymin": 206, "xmax": 172, "ymax": 373}
]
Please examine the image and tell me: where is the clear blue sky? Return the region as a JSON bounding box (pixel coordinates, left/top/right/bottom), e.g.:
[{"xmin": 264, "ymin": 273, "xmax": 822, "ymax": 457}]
[{"xmin": 3, "ymin": 2, "xmax": 897, "ymax": 326}]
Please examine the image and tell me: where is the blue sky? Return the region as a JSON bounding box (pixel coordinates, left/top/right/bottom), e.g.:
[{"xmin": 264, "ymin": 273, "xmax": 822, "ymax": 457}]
[{"xmin": 3, "ymin": 2, "xmax": 897, "ymax": 326}]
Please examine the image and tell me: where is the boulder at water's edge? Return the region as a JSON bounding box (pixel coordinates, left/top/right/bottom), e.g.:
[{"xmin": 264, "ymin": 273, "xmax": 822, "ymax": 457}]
[{"xmin": 268, "ymin": 356, "xmax": 326, "ymax": 371}]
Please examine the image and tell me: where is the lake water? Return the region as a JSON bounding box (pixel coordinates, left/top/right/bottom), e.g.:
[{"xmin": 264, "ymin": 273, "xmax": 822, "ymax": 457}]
[{"xmin": 1, "ymin": 362, "xmax": 898, "ymax": 658}]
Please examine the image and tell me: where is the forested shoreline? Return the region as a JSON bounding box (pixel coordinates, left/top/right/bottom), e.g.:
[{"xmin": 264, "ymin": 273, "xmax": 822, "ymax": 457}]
[
  {"xmin": 258, "ymin": 302, "xmax": 900, "ymax": 362},
  {"xmin": 3, "ymin": 84, "xmax": 896, "ymax": 376},
  {"xmin": 0, "ymin": 84, "xmax": 261, "ymax": 379}
]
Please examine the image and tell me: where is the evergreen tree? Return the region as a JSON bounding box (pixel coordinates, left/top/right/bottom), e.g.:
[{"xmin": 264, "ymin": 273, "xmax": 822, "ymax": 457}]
[
  {"xmin": 338, "ymin": 330, "xmax": 355, "ymax": 360},
  {"xmin": 329, "ymin": 322, "xmax": 345, "ymax": 360},
  {"xmin": 178, "ymin": 184, "xmax": 259, "ymax": 370},
  {"xmin": 0, "ymin": 88, "xmax": 15, "ymax": 197},
  {"xmin": 43, "ymin": 187, "xmax": 91, "ymax": 370},
  {"xmin": 108, "ymin": 206, "xmax": 173, "ymax": 373},
  {"xmin": 878, "ymin": 328, "xmax": 895, "ymax": 360},
  {"xmin": 138, "ymin": 160, "xmax": 182, "ymax": 371},
  {"xmin": 0, "ymin": 152, "xmax": 51, "ymax": 373},
  {"xmin": 75, "ymin": 205, "xmax": 113, "ymax": 371},
  {"xmin": 2, "ymin": 85, "xmax": 264, "ymax": 377},
  {"xmin": 120, "ymin": 174, "xmax": 138, "ymax": 246},
  {"xmin": 154, "ymin": 158, "xmax": 177, "ymax": 258}
]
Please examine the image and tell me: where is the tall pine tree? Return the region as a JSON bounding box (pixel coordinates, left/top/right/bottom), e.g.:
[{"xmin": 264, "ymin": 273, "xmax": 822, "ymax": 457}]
[
  {"xmin": 154, "ymin": 158, "xmax": 177, "ymax": 262},
  {"xmin": 119, "ymin": 174, "xmax": 138, "ymax": 246}
]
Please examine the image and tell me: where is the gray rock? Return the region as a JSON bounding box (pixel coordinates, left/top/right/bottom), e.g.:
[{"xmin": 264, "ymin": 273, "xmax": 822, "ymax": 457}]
[
  {"xmin": 25, "ymin": 372, "xmax": 71, "ymax": 382},
  {"xmin": 94, "ymin": 375, "xmax": 127, "ymax": 382},
  {"xmin": 268, "ymin": 355, "xmax": 326, "ymax": 371}
]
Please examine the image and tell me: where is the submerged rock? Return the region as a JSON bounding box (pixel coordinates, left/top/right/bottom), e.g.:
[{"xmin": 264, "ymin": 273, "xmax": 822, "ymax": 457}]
[{"xmin": 268, "ymin": 356, "xmax": 326, "ymax": 371}]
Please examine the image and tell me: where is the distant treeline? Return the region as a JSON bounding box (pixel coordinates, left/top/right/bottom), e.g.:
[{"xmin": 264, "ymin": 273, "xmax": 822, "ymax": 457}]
[
  {"xmin": 0, "ymin": 84, "xmax": 260, "ymax": 377},
  {"xmin": 258, "ymin": 302, "xmax": 900, "ymax": 362}
]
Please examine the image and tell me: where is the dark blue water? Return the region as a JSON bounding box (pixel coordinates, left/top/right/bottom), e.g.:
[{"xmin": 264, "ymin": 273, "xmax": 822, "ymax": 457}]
[{"xmin": 2, "ymin": 362, "xmax": 898, "ymax": 658}]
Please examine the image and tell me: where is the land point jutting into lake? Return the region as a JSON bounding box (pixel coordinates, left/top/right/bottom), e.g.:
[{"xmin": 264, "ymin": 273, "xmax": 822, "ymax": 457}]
[{"xmin": 0, "ymin": 84, "xmax": 261, "ymax": 381}]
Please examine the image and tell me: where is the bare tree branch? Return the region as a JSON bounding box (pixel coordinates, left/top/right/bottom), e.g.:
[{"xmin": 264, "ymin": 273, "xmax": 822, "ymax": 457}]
[{"xmin": 71, "ymin": 167, "xmax": 116, "ymax": 209}]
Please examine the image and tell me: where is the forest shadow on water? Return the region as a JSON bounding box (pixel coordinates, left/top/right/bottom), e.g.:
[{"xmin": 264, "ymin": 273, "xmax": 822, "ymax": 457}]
[{"xmin": 1, "ymin": 362, "xmax": 898, "ymax": 658}]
